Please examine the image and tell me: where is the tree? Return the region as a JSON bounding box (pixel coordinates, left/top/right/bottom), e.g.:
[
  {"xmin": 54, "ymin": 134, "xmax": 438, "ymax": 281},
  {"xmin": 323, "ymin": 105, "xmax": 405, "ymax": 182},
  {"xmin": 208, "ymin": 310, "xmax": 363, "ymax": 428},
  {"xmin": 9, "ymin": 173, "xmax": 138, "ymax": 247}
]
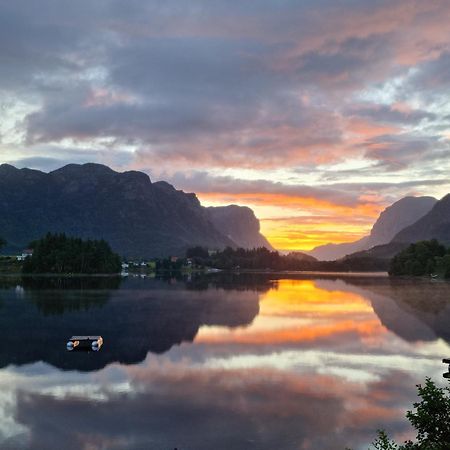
[
  {"xmin": 389, "ymin": 240, "xmax": 448, "ymax": 277},
  {"xmin": 368, "ymin": 378, "xmax": 450, "ymax": 450},
  {"xmin": 0, "ymin": 237, "xmax": 6, "ymax": 251}
]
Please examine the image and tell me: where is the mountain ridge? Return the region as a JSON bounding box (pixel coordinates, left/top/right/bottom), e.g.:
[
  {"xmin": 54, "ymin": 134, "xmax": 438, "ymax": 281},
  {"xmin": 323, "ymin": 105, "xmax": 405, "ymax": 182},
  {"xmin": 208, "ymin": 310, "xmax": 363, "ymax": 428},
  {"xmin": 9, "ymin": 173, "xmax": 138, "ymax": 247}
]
[{"xmin": 0, "ymin": 163, "xmax": 273, "ymax": 258}]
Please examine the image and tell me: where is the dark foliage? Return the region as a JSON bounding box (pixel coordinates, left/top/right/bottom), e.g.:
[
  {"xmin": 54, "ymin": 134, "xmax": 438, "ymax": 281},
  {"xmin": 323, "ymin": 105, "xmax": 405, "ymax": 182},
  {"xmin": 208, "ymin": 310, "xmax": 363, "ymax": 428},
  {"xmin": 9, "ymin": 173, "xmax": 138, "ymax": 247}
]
[
  {"xmin": 389, "ymin": 240, "xmax": 450, "ymax": 277},
  {"xmin": 367, "ymin": 378, "xmax": 450, "ymax": 450},
  {"xmin": 186, "ymin": 246, "xmax": 389, "ymax": 272},
  {"xmin": 0, "ymin": 237, "xmax": 6, "ymax": 250},
  {"xmin": 22, "ymin": 233, "xmax": 121, "ymax": 274}
]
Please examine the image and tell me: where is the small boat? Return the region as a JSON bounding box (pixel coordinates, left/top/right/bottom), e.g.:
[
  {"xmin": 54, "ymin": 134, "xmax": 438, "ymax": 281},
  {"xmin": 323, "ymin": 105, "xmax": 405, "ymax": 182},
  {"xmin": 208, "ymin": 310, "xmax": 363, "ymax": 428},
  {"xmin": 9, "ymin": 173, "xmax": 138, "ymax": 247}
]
[{"xmin": 66, "ymin": 336, "xmax": 103, "ymax": 352}]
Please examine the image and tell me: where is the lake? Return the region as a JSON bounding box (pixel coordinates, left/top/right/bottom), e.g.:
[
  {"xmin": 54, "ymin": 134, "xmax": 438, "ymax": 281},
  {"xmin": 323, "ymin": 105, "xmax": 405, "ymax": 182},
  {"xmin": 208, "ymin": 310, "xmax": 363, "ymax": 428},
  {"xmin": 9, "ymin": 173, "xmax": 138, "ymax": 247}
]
[{"xmin": 0, "ymin": 273, "xmax": 449, "ymax": 450}]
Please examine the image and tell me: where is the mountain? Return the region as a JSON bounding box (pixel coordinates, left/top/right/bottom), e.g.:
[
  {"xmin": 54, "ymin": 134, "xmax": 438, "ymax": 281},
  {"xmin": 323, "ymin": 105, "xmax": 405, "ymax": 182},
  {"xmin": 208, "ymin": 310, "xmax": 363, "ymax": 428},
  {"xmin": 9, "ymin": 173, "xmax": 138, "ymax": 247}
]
[
  {"xmin": 206, "ymin": 205, "xmax": 274, "ymax": 250},
  {"xmin": 286, "ymin": 251, "xmax": 317, "ymax": 262},
  {"xmin": 392, "ymin": 194, "xmax": 450, "ymax": 245},
  {"xmin": 0, "ymin": 163, "xmax": 271, "ymax": 258},
  {"xmin": 308, "ymin": 196, "xmax": 437, "ymax": 260}
]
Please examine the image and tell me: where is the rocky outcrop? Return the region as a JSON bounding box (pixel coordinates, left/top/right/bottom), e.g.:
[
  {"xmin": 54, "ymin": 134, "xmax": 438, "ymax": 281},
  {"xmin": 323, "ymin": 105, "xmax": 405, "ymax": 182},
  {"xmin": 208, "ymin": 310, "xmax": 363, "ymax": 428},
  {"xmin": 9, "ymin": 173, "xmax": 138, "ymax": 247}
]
[{"xmin": 206, "ymin": 205, "xmax": 274, "ymax": 250}]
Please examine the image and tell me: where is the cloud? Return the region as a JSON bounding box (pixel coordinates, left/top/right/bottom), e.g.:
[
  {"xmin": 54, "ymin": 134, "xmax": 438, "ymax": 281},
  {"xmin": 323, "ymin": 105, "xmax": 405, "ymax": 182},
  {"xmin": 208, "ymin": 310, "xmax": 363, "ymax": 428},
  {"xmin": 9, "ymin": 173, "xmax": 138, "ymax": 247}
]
[
  {"xmin": 348, "ymin": 103, "xmax": 437, "ymax": 125},
  {"xmin": 363, "ymin": 134, "xmax": 446, "ymax": 170}
]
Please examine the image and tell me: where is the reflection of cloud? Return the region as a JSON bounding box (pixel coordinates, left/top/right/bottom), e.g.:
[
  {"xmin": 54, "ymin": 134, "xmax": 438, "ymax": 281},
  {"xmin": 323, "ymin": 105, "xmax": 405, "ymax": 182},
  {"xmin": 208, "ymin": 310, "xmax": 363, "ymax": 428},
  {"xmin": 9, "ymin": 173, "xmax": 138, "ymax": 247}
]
[{"xmin": 12, "ymin": 364, "xmax": 415, "ymax": 450}]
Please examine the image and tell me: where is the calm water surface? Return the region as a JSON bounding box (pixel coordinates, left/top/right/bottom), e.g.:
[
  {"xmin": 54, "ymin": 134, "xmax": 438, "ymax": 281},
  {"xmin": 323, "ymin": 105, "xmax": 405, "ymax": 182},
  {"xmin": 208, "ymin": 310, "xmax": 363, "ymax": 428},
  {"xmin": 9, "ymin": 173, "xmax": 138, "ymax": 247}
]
[{"xmin": 0, "ymin": 273, "xmax": 449, "ymax": 450}]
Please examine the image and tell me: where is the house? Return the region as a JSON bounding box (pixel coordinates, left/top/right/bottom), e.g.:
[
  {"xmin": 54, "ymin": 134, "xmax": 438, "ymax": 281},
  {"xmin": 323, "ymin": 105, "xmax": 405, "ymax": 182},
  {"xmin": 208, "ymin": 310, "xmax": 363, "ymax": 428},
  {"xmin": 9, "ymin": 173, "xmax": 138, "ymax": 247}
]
[
  {"xmin": 170, "ymin": 256, "xmax": 178, "ymax": 263},
  {"xmin": 121, "ymin": 262, "xmax": 129, "ymax": 270},
  {"xmin": 17, "ymin": 249, "xmax": 33, "ymax": 261}
]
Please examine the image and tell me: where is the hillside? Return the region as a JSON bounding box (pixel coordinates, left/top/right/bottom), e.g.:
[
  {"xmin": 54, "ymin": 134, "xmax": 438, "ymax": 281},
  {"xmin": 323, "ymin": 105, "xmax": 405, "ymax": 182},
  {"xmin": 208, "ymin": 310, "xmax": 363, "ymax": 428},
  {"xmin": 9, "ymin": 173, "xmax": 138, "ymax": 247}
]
[
  {"xmin": 392, "ymin": 194, "xmax": 450, "ymax": 245},
  {"xmin": 308, "ymin": 196, "xmax": 437, "ymax": 260},
  {"xmin": 0, "ymin": 163, "xmax": 272, "ymax": 258}
]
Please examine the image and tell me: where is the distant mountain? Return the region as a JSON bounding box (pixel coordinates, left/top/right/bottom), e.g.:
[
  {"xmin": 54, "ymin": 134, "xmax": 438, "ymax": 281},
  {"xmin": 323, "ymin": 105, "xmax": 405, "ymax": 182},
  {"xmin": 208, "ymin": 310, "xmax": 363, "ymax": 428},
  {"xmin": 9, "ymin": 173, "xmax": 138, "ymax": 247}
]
[
  {"xmin": 308, "ymin": 196, "xmax": 437, "ymax": 260},
  {"xmin": 206, "ymin": 205, "xmax": 274, "ymax": 250},
  {"xmin": 392, "ymin": 194, "xmax": 450, "ymax": 245},
  {"xmin": 286, "ymin": 251, "xmax": 317, "ymax": 262},
  {"xmin": 306, "ymin": 237, "xmax": 370, "ymax": 262},
  {"xmin": 0, "ymin": 163, "xmax": 271, "ymax": 258}
]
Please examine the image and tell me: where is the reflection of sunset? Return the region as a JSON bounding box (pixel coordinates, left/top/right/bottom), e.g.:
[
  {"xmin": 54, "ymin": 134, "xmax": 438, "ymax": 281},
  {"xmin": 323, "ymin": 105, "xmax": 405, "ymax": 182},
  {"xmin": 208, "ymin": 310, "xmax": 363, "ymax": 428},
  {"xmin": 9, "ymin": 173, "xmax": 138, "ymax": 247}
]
[{"xmin": 197, "ymin": 279, "xmax": 385, "ymax": 346}]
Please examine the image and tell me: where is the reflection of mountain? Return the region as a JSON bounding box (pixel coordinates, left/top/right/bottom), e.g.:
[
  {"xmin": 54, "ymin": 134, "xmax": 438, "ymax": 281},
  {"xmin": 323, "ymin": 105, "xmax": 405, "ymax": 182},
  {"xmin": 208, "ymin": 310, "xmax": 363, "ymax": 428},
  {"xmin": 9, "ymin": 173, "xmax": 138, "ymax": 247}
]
[
  {"xmin": 0, "ymin": 277, "xmax": 261, "ymax": 371},
  {"xmin": 345, "ymin": 278, "xmax": 450, "ymax": 343}
]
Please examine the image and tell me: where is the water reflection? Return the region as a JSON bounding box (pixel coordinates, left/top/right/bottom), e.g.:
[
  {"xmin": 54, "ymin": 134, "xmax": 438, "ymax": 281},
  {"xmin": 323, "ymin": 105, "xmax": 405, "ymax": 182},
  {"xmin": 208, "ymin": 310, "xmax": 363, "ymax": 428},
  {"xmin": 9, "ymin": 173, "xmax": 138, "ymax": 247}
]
[
  {"xmin": 0, "ymin": 274, "xmax": 449, "ymax": 450},
  {"xmin": 0, "ymin": 276, "xmax": 260, "ymax": 371},
  {"xmin": 345, "ymin": 277, "xmax": 450, "ymax": 344}
]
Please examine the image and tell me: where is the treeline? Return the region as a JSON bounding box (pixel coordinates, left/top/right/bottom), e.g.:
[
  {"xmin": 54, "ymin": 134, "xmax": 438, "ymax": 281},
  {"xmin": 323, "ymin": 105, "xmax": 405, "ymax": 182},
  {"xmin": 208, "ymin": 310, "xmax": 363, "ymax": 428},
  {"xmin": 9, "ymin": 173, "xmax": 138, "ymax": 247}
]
[
  {"xmin": 389, "ymin": 239, "xmax": 450, "ymax": 277},
  {"xmin": 186, "ymin": 246, "xmax": 389, "ymax": 272},
  {"xmin": 23, "ymin": 233, "xmax": 121, "ymax": 274}
]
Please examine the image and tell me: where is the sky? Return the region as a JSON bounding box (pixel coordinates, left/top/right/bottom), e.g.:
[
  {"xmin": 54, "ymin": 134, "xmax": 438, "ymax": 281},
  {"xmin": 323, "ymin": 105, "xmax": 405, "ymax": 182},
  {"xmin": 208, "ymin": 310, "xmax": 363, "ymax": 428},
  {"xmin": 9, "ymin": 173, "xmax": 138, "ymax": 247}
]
[{"xmin": 1, "ymin": 0, "xmax": 450, "ymax": 251}]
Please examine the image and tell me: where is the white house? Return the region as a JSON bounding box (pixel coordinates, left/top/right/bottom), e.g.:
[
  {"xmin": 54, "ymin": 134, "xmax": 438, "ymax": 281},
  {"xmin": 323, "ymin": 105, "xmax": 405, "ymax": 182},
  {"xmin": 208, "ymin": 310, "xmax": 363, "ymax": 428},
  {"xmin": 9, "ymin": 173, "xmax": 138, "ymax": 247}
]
[{"xmin": 17, "ymin": 249, "xmax": 33, "ymax": 261}]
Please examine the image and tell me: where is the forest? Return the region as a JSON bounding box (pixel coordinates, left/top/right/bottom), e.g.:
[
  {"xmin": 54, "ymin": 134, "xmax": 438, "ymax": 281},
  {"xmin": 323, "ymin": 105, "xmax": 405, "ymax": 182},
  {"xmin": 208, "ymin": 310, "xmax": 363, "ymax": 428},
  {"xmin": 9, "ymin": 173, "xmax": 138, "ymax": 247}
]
[
  {"xmin": 389, "ymin": 239, "xmax": 450, "ymax": 278},
  {"xmin": 22, "ymin": 233, "xmax": 121, "ymax": 274}
]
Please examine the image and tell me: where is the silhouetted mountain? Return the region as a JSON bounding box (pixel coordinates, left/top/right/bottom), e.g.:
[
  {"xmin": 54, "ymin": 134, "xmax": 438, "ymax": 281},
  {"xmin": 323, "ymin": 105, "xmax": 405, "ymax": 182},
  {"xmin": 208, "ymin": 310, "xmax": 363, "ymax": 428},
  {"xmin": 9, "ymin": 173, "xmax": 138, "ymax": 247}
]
[
  {"xmin": 308, "ymin": 196, "xmax": 437, "ymax": 260},
  {"xmin": 392, "ymin": 194, "xmax": 450, "ymax": 245},
  {"xmin": 206, "ymin": 205, "xmax": 274, "ymax": 250},
  {"xmin": 0, "ymin": 164, "xmax": 271, "ymax": 257}
]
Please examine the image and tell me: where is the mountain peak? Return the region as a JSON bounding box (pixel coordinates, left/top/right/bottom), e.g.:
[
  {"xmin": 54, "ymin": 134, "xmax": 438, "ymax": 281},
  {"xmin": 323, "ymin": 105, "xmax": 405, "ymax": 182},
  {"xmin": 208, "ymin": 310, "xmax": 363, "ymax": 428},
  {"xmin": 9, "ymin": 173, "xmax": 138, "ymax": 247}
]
[{"xmin": 51, "ymin": 163, "xmax": 116, "ymax": 177}]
